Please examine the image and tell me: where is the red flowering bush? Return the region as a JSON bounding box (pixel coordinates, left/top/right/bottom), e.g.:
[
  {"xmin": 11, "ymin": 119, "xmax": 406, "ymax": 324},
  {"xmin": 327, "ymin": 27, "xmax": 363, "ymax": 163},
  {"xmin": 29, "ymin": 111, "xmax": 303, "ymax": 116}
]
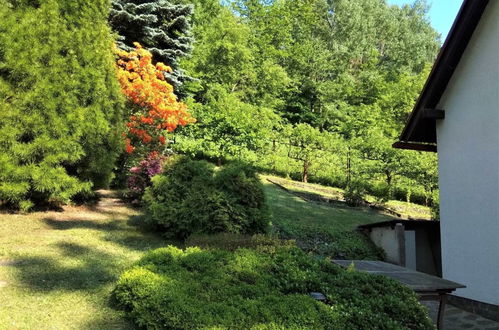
[{"xmin": 127, "ymin": 152, "xmax": 166, "ymax": 203}]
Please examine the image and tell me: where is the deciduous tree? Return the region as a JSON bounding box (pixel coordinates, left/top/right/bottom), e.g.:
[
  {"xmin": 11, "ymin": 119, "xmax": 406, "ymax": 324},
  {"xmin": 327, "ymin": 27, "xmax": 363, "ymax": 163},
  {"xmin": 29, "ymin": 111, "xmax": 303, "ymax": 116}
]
[{"xmin": 115, "ymin": 43, "xmax": 195, "ymax": 155}]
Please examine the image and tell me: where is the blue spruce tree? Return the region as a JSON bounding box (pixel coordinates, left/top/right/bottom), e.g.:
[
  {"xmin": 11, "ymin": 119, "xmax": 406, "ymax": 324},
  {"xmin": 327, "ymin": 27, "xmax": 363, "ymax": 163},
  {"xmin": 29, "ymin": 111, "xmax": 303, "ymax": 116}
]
[{"xmin": 110, "ymin": 0, "xmax": 194, "ymax": 92}]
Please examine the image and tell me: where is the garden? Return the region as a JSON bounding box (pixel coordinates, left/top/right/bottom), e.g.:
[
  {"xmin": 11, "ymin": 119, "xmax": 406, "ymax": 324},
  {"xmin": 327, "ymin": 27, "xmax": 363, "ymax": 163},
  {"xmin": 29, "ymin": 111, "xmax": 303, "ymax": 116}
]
[{"xmin": 0, "ymin": 0, "xmax": 441, "ymax": 328}]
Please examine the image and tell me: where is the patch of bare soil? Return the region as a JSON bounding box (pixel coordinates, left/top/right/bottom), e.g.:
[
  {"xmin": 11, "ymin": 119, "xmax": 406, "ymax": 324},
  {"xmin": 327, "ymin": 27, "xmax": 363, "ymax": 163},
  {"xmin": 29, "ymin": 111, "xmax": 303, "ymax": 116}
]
[{"xmin": 35, "ymin": 190, "xmax": 136, "ymax": 223}]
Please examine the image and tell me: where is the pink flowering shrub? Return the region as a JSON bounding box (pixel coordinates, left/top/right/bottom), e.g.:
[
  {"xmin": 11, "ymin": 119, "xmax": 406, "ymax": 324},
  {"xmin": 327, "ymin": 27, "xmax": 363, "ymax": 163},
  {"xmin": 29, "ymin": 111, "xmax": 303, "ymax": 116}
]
[{"xmin": 127, "ymin": 152, "xmax": 166, "ymax": 203}]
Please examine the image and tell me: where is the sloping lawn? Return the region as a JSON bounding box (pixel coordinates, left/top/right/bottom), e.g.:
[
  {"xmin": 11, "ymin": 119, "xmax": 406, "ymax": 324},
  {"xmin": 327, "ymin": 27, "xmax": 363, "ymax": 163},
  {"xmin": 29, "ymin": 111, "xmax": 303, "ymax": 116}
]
[
  {"xmin": 265, "ymin": 175, "xmax": 432, "ymax": 219},
  {"xmin": 0, "ymin": 191, "xmax": 166, "ymax": 329},
  {"xmin": 263, "ymin": 179, "xmax": 394, "ymax": 259}
]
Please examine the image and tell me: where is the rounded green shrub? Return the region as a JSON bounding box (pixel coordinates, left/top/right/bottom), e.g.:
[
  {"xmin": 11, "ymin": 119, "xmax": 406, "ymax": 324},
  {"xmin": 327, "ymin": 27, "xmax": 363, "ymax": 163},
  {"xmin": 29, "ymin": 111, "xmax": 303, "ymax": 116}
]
[
  {"xmin": 142, "ymin": 157, "xmax": 270, "ymax": 238},
  {"xmin": 114, "ymin": 245, "xmax": 434, "ymax": 329}
]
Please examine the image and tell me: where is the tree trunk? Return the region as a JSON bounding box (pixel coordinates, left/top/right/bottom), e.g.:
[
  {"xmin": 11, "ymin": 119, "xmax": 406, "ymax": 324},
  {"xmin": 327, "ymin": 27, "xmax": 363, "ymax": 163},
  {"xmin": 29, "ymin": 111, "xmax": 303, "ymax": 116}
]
[
  {"xmin": 386, "ymin": 171, "xmax": 392, "ymax": 186},
  {"xmin": 271, "ymin": 140, "xmax": 277, "ymax": 171},
  {"xmin": 302, "ymin": 160, "xmax": 309, "ymax": 183},
  {"xmin": 346, "ymin": 146, "xmax": 351, "ymax": 186},
  {"xmin": 385, "ymin": 170, "xmax": 393, "ymax": 199}
]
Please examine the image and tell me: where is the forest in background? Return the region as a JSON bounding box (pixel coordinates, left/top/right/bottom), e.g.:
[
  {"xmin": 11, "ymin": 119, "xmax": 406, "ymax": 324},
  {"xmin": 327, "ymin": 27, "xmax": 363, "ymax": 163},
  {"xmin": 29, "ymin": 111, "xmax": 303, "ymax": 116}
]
[{"xmin": 170, "ymin": 0, "xmax": 441, "ymax": 208}]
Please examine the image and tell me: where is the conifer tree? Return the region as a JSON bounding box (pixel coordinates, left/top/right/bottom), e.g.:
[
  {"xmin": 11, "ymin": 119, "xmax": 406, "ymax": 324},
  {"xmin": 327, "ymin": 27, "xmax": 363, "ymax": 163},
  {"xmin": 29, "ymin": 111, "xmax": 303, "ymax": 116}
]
[
  {"xmin": 110, "ymin": 0, "xmax": 194, "ymax": 91},
  {"xmin": 0, "ymin": 0, "xmax": 125, "ymax": 210}
]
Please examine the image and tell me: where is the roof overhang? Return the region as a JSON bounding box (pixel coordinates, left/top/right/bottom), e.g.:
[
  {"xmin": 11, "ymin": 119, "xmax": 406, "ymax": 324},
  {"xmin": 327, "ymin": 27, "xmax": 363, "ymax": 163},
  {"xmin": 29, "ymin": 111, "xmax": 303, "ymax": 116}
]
[{"xmin": 394, "ymin": 0, "xmax": 489, "ymax": 152}]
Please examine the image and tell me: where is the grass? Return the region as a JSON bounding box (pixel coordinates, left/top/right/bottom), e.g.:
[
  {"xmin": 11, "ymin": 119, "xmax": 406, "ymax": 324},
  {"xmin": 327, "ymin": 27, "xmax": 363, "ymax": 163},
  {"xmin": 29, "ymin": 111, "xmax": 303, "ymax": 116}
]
[
  {"xmin": 263, "ymin": 179, "xmax": 391, "ymax": 233},
  {"xmin": 0, "ymin": 179, "xmax": 404, "ymax": 328},
  {"xmin": 0, "ymin": 191, "xmax": 167, "ymax": 329},
  {"xmin": 265, "ymin": 175, "xmax": 345, "ymax": 200},
  {"xmin": 262, "ymin": 178, "xmax": 394, "ymax": 259},
  {"xmin": 265, "ymin": 175, "xmax": 432, "ymax": 220},
  {"xmin": 384, "ymin": 200, "xmax": 432, "ymax": 220}
]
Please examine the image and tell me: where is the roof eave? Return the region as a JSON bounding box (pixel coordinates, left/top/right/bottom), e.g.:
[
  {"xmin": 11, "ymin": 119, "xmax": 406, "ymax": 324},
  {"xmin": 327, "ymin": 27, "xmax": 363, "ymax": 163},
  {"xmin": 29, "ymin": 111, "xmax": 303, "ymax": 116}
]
[{"xmin": 395, "ymin": 0, "xmax": 489, "ymax": 151}]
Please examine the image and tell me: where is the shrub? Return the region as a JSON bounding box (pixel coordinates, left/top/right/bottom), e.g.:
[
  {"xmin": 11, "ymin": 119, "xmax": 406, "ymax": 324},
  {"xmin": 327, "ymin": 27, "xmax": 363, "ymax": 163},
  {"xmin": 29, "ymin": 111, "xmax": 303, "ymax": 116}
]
[
  {"xmin": 275, "ymin": 225, "xmax": 384, "ymax": 260},
  {"xmin": 114, "ymin": 246, "xmax": 434, "ymax": 329},
  {"xmin": 430, "ymin": 191, "xmax": 440, "ymax": 220},
  {"xmin": 126, "ymin": 152, "xmax": 166, "ymax": 202},
  {"xmin": 142, "ymin": 157, "xmax": 269, "ymax": 238},
  {"xmin": 344, "ymin": 180, "xmax": 367, "ymax": 207},
  {"xmin": 185, "ymin": 233, "xmax": 295, "ymax": 252}
]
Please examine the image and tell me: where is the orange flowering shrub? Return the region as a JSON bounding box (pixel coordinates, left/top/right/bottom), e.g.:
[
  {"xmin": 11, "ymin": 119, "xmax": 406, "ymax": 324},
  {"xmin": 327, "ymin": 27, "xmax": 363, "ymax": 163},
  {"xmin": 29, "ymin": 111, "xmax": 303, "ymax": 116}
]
[{"xmin": 116, "ymin": 43, "xmax": 195, "ymax": 154}]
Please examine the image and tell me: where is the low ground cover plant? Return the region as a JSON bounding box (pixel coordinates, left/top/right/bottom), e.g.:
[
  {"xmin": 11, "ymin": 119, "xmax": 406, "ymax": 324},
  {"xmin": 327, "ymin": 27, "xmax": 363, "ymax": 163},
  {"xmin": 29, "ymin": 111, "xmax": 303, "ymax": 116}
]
[
  {"xmin": 277, "ymin": 227, "xmax": 384, "ymax": 260},
  {"xmin": 185, "ymin": 233, "xmax": 295, "ymax": 252},
  {"xmin": 114, "ymin": 245, "xmax": 434, "ymax": 329},
  {"xmin": 143, "ymin": 157, "xmax": 269, "ymax": 238}
]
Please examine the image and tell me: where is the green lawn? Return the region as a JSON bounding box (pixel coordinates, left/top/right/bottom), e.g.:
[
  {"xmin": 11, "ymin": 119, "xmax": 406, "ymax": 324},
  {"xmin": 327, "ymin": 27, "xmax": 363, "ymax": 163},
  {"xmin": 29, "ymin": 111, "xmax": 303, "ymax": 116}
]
[
  {"xmin": 265, "ymin": 175, "xmax": 432, "ymax": 220},
  {"xmin": 384, "ymin": 200, "xmax": 432, "ymax": 220},
  {"xmin": 0, "ymin": 191, "xmax": 166, "ymax": 329},
  {"xmin": 263, "ymin": 178, "xmax": 394, "ymax": 233},
  {"xmin": 0, "ymin": 182, "xmax": 399, "ymax": 328},
  {"xmin": 265, "ymin": 175, "xmax": 345, "ymax": 201},
  {"xmin": 263, "ymin": 179, "xmax": 394, "ymax": 259}
]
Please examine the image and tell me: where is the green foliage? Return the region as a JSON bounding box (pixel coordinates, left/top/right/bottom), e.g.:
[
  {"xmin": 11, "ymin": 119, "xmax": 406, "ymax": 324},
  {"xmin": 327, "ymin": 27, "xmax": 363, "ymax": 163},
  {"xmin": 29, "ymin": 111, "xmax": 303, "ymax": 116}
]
[
  {"xmin": 344, "ymin": 180, "xmax": 367, "ymax": 207},
  {"xmin": 286, "ymin": 228, "xmax": 384, "ymax": 261},
  {"xmin": 114, "ymin": 245, "xmax": 434, "ymax": 329},
  {"xmin": 283, "ymin": 123, "xmax": 338, "ymax": 183},
  {"xmin": 143, "ymin": 157, "xmax": 269, "ymax": 238},
  {"xmin": 175, "ymin": 87, "xmax": 279, "ymax": 165},
  {"xmin": 430, "ymin": 190, "xmax": 440, "ymax": 220},
  {"xmin": 171, "ymin": 0, "xmax": 440, "ymax": 206},
  {"xmin": 185, "ymin": 233, "xmax": 295, "ymax": 252},
  {"xmin": 110, "ymin": 0, "xmax": 194, "ymax": 90},
  {"xmin": 0, "ymin": 0, "xmax": 124, "ymax": 210},
  {"xmin": 263, "ymin": 180, "xmax": 386, "ymax": 260}
]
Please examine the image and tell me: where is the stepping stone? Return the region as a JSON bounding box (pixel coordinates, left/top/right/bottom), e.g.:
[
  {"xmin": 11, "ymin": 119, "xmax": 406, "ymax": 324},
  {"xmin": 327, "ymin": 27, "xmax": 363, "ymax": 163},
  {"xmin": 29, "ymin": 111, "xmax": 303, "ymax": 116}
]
[{"xmin": 0, "ymin": 281, "xmax": 8, "ymax": 288}]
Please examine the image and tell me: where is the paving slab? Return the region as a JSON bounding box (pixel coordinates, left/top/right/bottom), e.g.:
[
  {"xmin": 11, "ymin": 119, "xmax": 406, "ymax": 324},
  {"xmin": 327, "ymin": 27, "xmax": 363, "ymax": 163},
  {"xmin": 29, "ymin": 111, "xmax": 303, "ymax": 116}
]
[{"xmin": 422, "ymin": 301, "xmax": 499, "ymax": 330}]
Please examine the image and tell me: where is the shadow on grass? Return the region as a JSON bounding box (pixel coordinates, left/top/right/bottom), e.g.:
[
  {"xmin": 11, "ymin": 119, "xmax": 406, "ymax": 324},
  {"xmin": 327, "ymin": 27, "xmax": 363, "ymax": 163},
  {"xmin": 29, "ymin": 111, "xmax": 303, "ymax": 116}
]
[
  {"xmin": 12, "ymin": 212, "xmax": 171, "ymax": 294},
  {"xmin": 43, "ymin": 218, "xmax": 123, "ymax": 231},
  {"xmin": 43, "ymin": 215, "xmax": 176, "ymax": 251},
  {"xmin": 12, "ymin": 242, "xmax": 116, "ymax": 291}
]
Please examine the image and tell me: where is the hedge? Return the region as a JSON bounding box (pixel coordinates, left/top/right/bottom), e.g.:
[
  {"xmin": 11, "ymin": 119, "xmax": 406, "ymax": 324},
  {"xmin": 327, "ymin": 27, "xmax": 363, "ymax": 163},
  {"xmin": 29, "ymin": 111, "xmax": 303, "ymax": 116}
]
[{"xmin": 114, "ymin": 245, "xmax": 434, "ymax": 329}]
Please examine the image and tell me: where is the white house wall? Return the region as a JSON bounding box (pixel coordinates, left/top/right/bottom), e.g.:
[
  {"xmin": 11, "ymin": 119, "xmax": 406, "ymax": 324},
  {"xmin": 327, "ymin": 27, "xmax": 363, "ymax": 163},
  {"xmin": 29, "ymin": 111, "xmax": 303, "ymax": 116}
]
[{"xmin": 436, "ymin": 0, "xmax": 499, "ymax": 305}]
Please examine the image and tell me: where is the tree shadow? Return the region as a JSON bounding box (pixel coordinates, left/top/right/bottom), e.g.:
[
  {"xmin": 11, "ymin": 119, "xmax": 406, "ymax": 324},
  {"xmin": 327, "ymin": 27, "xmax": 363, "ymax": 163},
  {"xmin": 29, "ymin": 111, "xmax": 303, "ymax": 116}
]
[
  {"xmin": 84, "ymin": 202, "xmax": 136, "ymax": 218},
  {"xmin": 12, "ymin": 242, "xmax": 116, "ymax": 292},
  {"xmin": 43, "ymin": 218, "xmax": 124, "ymax": 231},
  {"xmin": 102, "ymin": 231, "xmax": 175, "ymax": 252}
]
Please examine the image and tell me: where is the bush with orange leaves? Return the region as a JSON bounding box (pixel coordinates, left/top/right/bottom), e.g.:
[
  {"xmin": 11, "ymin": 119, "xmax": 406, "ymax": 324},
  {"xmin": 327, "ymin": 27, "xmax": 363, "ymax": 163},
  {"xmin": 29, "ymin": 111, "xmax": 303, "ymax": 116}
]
[{"xmin": 115, "ymin": 43, "xmax": 195, "ymax": 154}]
